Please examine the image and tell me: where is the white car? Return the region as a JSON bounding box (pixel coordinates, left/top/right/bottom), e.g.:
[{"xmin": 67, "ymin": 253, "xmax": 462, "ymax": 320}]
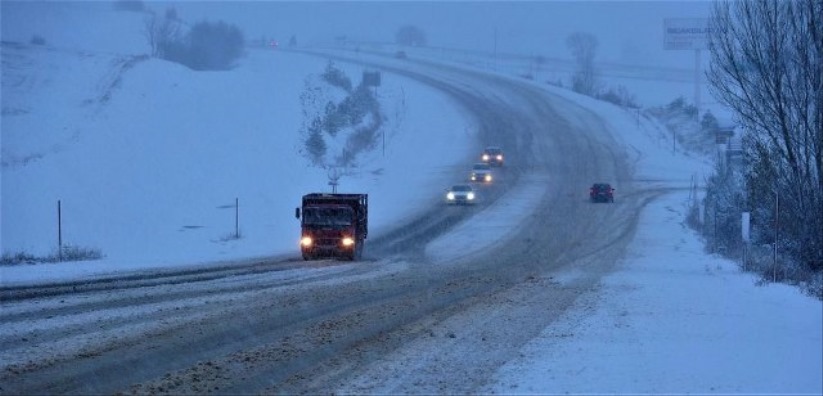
[
  {"xmin": 470, "ymin": 163, "xmax": 493, "ymax": 183},
  {"xmin": 445, "ymin": 184, "xmax": 477, "ymax": 205}
]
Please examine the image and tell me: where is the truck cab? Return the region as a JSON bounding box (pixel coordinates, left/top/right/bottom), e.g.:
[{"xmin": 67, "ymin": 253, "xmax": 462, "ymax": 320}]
[{"xmin": 295, "ymin": 193, "xmax": 368, "ymax": 260}]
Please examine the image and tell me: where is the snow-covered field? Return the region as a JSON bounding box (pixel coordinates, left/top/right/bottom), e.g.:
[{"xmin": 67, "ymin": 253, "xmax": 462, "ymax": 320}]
[
  {"xmin": 2, "ymin": 2, "xmax": 477, "ymax": 282},
  {"xmin": 1, "ymin": 2, "xmax": 820, "ymax": 394}
]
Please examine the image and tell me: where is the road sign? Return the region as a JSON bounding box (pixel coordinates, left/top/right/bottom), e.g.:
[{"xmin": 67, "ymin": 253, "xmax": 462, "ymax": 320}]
[
  {"xmin": 664, "ymin": 18, "xmax": 711, "ymax": 50},
  {"xmin": 363, "ymin": 71, "xmax": 381, "ymax": 87}
]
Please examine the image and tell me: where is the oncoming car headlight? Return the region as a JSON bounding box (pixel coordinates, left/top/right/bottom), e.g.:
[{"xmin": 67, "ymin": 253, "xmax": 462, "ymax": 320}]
[
  {"xmin": 496, "ymin": 154, "xmax": 503, "ymax": 161},
  {"xmin": 342, "ymin": 237, "xmax": 355, "ymax": 247},
  {"xmin": 467, "ymin": 192, "xmax": 475, "ymax": 200},
  {"xmin": 300, "ymin": 236, "xmax": 313, "ymax": 247},
  {"xmin": 447, "ymin": 192, "xmax": 456, "ymax": 200},
  {"xmin": 484, "ymin": 174, "xmax": 492, "ymax": 182},
  {"xmin": 482, "ymin": 154, "xmax": 490, "ymax": 161}
]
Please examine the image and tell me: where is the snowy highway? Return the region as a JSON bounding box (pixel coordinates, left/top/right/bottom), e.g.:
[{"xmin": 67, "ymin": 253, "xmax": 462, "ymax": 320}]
[
  {"xmin": 0, "ymin": 50, "xmax": 654, "ymax": 394},
  {"xmin": 3, "ymin": 2, "xmax": 821, "ymax": 394}
]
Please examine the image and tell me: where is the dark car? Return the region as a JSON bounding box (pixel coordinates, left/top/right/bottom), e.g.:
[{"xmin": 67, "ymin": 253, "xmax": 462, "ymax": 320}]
[
  {"xmin": 481, "ymin": 146, "xmax": 504, "ymax": 167},
  {"xmin": 590, "ymin": 183, "xmax": 615, "ymax": 203}
]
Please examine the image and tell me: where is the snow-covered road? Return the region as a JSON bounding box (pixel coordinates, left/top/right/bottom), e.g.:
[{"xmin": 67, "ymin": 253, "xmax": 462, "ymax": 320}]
[{"xmin": 3, "ymin": 45, "xmax": 643, "ymax": 393}]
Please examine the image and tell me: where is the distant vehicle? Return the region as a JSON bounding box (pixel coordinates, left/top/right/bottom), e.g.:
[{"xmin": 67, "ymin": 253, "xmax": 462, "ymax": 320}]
[
  {"xmin": 481, "ymin": 146, "xmax": 504, "ymax": 166},
  {"xmin": 295, "ymin": 193, "xmax": 368, "ymax": 260},
  {"xmin": 445, "ymin": 184, "xmax": 477, "ymax": 205},
  {"xmin": 470, "ymin": 163, "xmax": 493, "ymax": 183},
  {"xmin": 395, "ymin": 50, "xmax": 407, "ymax": 59},
  {"xmin": 590, "ymin": 183, "xmax": 615, "ymax": 203}
]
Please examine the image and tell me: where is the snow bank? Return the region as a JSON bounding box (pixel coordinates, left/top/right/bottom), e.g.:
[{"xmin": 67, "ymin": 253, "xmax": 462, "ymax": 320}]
[{"xmin": 488, "ymin": 191, "xmax": 823, "ymax": 394}]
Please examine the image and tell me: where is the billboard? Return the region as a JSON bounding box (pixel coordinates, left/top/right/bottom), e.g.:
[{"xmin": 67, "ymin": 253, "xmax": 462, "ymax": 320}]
[{"xmin": 664, "ymin": 18, "xmax": 711, "ymax": 50}]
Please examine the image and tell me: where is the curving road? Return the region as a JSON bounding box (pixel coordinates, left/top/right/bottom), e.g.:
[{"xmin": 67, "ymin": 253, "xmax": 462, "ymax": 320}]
[{"xmin": 0, "ymin": 49, "xmax": 664, "ymax": 395}]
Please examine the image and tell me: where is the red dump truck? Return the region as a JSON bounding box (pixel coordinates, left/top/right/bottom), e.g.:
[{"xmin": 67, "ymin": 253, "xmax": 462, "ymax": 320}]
[{"xmin": 295, "ymin": 193, "xmax": 368, "ymax": 261}]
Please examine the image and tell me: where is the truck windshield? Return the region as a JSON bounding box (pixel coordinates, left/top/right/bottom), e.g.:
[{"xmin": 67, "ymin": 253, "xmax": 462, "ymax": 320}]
[{"xmin": 303, "ymin": 207, "xmax": 354, "ymax": 227}]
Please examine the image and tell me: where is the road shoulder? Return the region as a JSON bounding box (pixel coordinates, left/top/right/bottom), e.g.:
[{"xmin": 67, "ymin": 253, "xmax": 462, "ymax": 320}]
[{"xmin": 485, "ymin": 190, "xmax": 823, "ymax": 394}]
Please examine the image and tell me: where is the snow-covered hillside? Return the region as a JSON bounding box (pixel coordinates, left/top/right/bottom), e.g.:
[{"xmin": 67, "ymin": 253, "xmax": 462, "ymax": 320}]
[{"xmin": 1, "ymin": 2, "xmax": 474, "ymax": 273}]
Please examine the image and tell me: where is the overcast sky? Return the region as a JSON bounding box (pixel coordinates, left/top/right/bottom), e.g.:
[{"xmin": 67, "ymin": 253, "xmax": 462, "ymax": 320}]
[{"xmin": 152, "ymin": 1, "xmax": 713, "ymax": 67}]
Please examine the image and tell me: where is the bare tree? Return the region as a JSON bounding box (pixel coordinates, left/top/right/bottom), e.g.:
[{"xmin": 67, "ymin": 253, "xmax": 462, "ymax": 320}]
[
  {"xmin": 143, "ymin": 7, "xmax": 181, "ymax": 57},
  {"xmin": 707, "ymin": 0, "xmax": 822, "ymax": 271},
  {"xmin": 565, "ymin": 32, "xmax": 599, "ymax": 96}
]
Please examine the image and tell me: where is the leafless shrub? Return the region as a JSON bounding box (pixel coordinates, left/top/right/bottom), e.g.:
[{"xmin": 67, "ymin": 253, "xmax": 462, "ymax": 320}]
[{"xmin": 1, "ymin": 245, "xmax": 103, "ymax": 265}]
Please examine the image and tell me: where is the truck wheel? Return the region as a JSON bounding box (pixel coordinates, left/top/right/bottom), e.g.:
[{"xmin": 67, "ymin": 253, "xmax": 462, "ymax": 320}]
[{"xmin": 302, "ymin": 253, "xmax": 312, "ymax": 261}]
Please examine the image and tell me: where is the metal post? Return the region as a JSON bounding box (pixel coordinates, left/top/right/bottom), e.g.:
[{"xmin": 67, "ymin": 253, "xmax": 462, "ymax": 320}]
[
  {"xmin": 377, "ymin": 87, "xmax": 384, "ymax": 157},
  {"xmin": 493, "ymin": 27, "xmax": 497, "ymax": 70},
  {"xmin": 694, "ymin": 48, "xmax": 701, "ymax": 122},
  {"xmin": 713, "ymin": 205, "xmax": 717, "ymax": 253},
  {"xmin": 773, "ymin": 191, "xmax": 779, "ymax": 281},
  {"xmin": 235, "ymin": 197, "xmax": 239, "ymax": 239},
  {"xmin": 57, "ymin": 200, "xmax": 63, "ymax": 261},
  {"xmin": 688, "ymin": 175, "xmax": 694, "ymax": 202}
]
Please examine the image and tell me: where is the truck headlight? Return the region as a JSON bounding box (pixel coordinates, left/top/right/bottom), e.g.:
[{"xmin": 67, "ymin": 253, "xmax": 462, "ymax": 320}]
[
  {"xmin": 485, "ymin": 174, "xmax": 492, "ymax": 182},
  {"xmin": 482, "ymin": 154, "xmax": 490, "ymax": 161},
  {"xmin": 467, "ymin": 192, "xmax": 475, "ymax": 200},
  {"xmin": 300, "ymin": 236, "xmax": 313, "ymax": 247},
  {"xmin": 447, "ymin": 192, "xmax": 455, "ymax": 200},
  {"xmin": 496, "ymin": 154, "xmax": 503, "ymax": 161},
  {"xmin": 342, "ymin": 237, "xmax": 355, "ymax": 247},
  {"xmin": 471, "ymin": 175, "xmax": 477, "ymax": 181}
]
